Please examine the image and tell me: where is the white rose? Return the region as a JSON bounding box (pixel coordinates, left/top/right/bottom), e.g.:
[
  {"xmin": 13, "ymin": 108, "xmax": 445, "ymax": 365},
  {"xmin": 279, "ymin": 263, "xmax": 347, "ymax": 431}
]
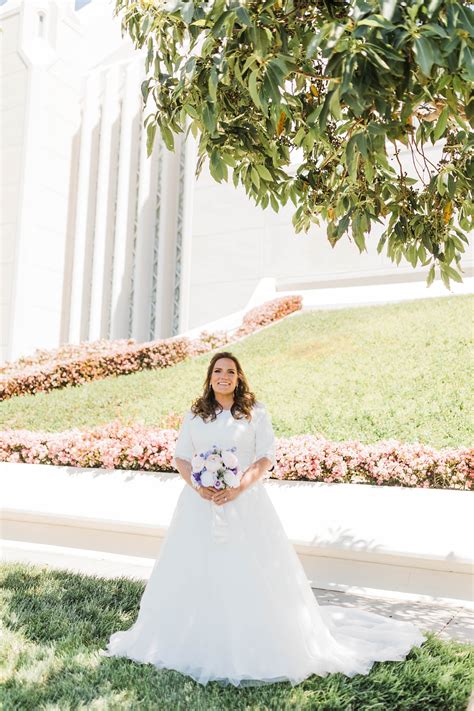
[
  {"xmin": 192, "ymin": 454, "xmax": 205, "ymax": 473},
  {"xmin": 201, "ymin": 470, "xmax": 217, "ymax": 487},
  {"xmin": 223, "ymin": 469, "xmax": 240, "ymax": 488},
  {"xmin": 205, "ymin": 454, "xmax": 222, "ymax": 472},
  {"xmin": 222, "ymin": 450, "xmax": 238, "ymax": 469}
]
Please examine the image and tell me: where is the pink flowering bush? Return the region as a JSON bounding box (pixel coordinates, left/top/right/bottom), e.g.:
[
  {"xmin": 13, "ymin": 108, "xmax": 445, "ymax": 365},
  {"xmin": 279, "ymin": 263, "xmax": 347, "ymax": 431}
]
[
  {"xmin": 0, "ymin": 297, "xmax": 302, "ymax": 401},
  {"xmin": 0, "ymin": 423, "xmax": 471, "ymax": 490},
  {"xmin": 275, "ymin": 435, "xmax": 473, "ymax": 490},
  {"xmin": 234, "ymin": 296, "xmax": 303, "ymax": 338},
  {"xmin": 0, "ymin": 338, "xmax": 191, "ymax": 401},
  {"xmin": 0, "ymin": 422, "xmax": 178, "ymax": 472},
  {"xmin": 187, "ymin": 330, "xmax": 231, "ymax": 356},
  {"xmin": 0, "ymin": 339, "xmax": 136, "ymax": 375}
]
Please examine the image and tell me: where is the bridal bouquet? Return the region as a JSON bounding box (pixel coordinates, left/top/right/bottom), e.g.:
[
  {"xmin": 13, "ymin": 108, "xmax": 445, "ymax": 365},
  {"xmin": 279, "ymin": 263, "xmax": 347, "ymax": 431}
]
[{"xmin": 191, "ymin": 445, "xmax": 241, "ymax": 491}]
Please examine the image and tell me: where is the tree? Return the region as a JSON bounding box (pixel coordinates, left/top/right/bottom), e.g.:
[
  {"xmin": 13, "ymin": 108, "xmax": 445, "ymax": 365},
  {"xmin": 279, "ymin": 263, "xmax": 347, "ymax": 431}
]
[{"xmin": 114, "ymin": 0, "xmax": 473, "ymax": 288}]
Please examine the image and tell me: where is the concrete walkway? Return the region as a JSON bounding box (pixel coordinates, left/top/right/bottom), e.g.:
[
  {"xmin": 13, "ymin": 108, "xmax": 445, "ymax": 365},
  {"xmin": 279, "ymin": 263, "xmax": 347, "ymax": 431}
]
[
  {"xmin": 2, "ymin": 540, "xmax": 472, "ymax": 646},
  {"xmin": 314, "ymin": 587, "xmax": 473, "ymax": 646}
]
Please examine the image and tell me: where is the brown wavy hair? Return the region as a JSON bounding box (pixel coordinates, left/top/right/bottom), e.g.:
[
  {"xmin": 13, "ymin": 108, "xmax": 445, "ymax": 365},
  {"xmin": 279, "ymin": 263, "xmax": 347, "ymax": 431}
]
[{"xmin": 191, "ymin": 351, "xmax": 256, "ymax": 422}]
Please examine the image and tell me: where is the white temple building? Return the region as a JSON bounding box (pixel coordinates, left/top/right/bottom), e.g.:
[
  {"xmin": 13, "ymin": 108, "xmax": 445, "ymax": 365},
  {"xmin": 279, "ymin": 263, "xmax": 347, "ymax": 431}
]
[{"xmin": 1, "ymin": 0, "xmax": 472, "ymax": 363}]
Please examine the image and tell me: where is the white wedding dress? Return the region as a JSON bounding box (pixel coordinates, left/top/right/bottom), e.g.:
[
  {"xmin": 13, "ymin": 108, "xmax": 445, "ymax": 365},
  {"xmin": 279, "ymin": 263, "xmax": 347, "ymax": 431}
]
[{"xmin": 101, "ymin": 403, "xmax": 426, "ymax": 687}]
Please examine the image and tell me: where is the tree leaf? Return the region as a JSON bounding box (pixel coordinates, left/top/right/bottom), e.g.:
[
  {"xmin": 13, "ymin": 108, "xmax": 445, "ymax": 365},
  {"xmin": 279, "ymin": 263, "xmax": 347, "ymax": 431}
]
[
  {"xmin": 235, "ymin": 6, "xmax": 252, "ymax": 27},
  {"xmin": 160, "ymin": 124, "xmax": 174, "ymax": 151},
  {"xmin": 357, "ymin": 16, "xmax": 396, "ymax": 30},
  {"xmin": 208, "ymin": 67, "xmax": 218, "ymax": 103},
  {"xmin": 270, "ymin": 193, "xmax": 280, "ymax": 212},
  {"xmin": 355, "ymin": 133, "xmax": 368, "ymax": 159},
  {"xmin": 248, "ymin": 70, "xmax": 261, "ymax": 109},
  {"xmin": 202, "ymin": 103, "xmax": 216, "ymax": 134},
  {"xmin": 263, "ymin": 66, "xmax": 281, "ymax": 107},
  {"xmin": 251, "ymin": 166, "xmax": 260, "ymax": 188},
  {"xmin": 276, "ymin": 110, "xmax": 286, "ymax": 136},
  {"xmin": 426, "ymin": 264, "xmax": 435, "ymax": 286},
  {"xmin": 439, "ymin": 264, "xmax": 452, "ymax": 290},
  {"xmin": 256, "ymin": 164, "xmax": 273, "ymax": 180},
  {"xmin": 413, "ymin": 36, "xmax": 435, "ymax": 76},
  {"xmin": 183, "ymin": 104, "xmax": 199, "ymax": 119},
  {"xmin": 329, "ymin": 88, "xmax": 342, "ymax": 120},
  {"xmin": 211, "ymin": 9, "xmax": 234, "ymax": 37},
  {"xmin": 443, "ymin": 264, "xmax": 463, "ymax": 282},
  {"xmin": 406, "ymin": 243, "xmax": 418, "ymax": 267},
  {"xmin": 181, "ymin": 1, "xmax": 194, "ymax": 25},
  {"xmin": 146, "ymin": 123, "xmax": 156, "ymax": 157},
  {"xmin": 210, "ymin": 149, "xmax": 227, "ymax": 182},
  {"xmin": 433, "ymin": 106, "xmax": 449, "ymax": 141}
]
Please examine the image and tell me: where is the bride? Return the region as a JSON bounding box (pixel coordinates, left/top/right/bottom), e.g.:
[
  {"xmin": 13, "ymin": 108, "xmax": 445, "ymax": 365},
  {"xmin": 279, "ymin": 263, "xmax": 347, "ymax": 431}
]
[{"xmin": 100, "ymin": 351, "xmax": 426, "ymax": 687}]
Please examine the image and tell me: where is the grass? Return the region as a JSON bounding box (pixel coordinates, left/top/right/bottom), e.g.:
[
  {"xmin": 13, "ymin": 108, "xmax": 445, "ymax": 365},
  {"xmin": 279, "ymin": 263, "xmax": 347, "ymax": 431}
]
[
  {"xmin": 0, "ymin": 295, "xmax": 472, "ymax": 448},
  {"xmin": 1, "ymin": 561, "xmax": 472, "ymax": 711}
]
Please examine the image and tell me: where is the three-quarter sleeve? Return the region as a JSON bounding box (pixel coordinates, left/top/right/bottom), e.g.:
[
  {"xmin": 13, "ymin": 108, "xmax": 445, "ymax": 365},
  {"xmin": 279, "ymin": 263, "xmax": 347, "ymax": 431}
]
[
  {"xmin": 172, "ymin": 410, "xmax": 194, "ymax": 468},
  {"xmin": 254, "ymin": 403, "xmax": 276, "ymax": 471}
]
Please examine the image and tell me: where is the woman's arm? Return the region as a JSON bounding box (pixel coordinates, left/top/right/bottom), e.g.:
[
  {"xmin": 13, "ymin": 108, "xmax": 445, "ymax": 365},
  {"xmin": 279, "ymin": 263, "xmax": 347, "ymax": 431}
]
[
  {"xmin": 174, "ymin": 457, "xmax": 194, "ymax": 488},
  {"xmin": 241, "ymin": 402, "xmax": 276, "ymax": 492},
  {"xmin": 239, "ymin": 456, "xmax": 273, "ymax": 493},
  {"xmin": 173, "ymin": 411, "xmax": 195, "ymax": 489},
  {"xmin": 175, "ymin": 457, "xmax": 216, "ymax": 501}
]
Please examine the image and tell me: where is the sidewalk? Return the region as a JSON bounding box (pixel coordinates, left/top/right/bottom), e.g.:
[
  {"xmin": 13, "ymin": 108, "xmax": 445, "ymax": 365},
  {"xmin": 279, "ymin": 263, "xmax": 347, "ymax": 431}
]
[
  {"xmin": 2, "ymin": 540, "xmax": 472, "ymax": 646},
  {"xmin": 314, "ymin": 587, "xmax": 472, "ymax": 646}
]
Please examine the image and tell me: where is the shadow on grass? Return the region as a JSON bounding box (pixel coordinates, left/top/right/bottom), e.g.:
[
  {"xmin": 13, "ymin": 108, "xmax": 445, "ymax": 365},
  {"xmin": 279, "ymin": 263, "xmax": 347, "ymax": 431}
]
[{"xmin": 1, "ymin": 563, "xmax": 472, "ymax": 711}]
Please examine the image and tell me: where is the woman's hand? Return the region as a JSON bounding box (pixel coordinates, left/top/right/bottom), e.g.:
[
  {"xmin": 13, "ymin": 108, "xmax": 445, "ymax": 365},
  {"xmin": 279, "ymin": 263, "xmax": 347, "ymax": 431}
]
[
  {"xmin": 211, "ymin": 486, "xmax": 241, "ymax": 506},
  {"xmin": 197, "ymin": 486, "xmax": 216, "ymax": 502}
]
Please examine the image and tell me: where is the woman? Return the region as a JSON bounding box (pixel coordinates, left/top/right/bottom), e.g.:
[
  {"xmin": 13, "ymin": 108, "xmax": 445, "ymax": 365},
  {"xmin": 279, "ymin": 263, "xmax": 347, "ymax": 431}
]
[{"xmin": 101, "ymin": 352, "xmax": 426, "ymax": 687}]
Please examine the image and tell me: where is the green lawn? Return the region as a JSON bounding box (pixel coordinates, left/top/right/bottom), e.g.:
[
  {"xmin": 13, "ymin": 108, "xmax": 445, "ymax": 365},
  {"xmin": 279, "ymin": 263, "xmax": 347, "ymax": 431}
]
[
  {"xmin": 1, "ymin": 295, "xmax": 472, "ymax": 448},
  {"xmin": 0, "ymin": 562, "xmax": 472, "ymax": 711}
]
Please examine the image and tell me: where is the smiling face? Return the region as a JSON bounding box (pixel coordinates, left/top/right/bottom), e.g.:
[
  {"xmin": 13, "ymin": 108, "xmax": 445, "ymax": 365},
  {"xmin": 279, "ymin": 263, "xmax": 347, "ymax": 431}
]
[{"xmin": 210, "ymin": 357, "xmax": 239, "ymax": 397}]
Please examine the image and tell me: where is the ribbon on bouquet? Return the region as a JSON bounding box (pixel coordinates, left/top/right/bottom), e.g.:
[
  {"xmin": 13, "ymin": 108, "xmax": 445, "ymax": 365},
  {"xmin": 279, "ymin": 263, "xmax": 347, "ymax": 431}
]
[{"xmin": 210, "ymin": 500, "xmax": 230, "ymax": 542}]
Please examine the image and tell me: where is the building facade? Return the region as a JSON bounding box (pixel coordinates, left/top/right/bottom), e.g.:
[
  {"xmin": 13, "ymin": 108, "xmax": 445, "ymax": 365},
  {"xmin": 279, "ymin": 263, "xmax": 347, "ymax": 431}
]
[{"xmin": 1, "ymin": 0, "xmax": 472, "ymax": 363}]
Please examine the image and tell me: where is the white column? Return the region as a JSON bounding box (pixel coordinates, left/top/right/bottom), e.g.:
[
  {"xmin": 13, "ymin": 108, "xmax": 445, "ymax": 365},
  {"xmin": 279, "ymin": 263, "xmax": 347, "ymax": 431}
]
[
  {"xmin": 175, "ymin": 130, "xmax": 198, "ymax": 334},
  {"xmin": 7, "ymin": 64, "xmax": 44, "ymax": 360},
  {"xmin": 129, "ymin": 108, "xmax": 161, "ymax": 341},
  {"xmin": 88, "ymin": 64, "xmax": 120, "ymax": 340},
  {"xmin": 68, "ymin": 71, "xmax": 101, "ymax": 344},
  {"xmin": 149, "ymin": 135, "xmax": 164, "ymax": 341},
  {"xmin": 109, "ymin": 59, "xmax": 142, "ymax": 339},
  {"xmin": 151, "ymin": 141, "xmax": 182, "ymax": 338}
]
